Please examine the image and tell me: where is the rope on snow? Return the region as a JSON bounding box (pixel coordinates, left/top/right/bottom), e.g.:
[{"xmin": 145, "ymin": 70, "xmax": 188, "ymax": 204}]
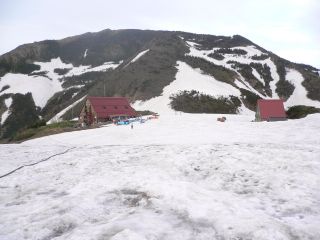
[{"xmin": 0, "ymin": 147, "xmax": 76, "ymax": 179}]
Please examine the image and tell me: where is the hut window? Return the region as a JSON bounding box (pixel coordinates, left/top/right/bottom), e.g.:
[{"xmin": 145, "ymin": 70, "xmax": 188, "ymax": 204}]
[
  {"xmin": 114, "ymin": 106, "xmax": 118, "ymax": 109},
  {"xmin": 103, "ymin": 106, "xmax": 107, "ymax": 109},
  {"xmin": 125, "ymin": 106, "xmax": 128, "ymax": 109}
]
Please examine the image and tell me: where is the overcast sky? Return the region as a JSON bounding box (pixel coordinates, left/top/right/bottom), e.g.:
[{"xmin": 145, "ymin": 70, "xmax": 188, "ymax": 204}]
[{"xmin": 1, "ymin": 0, "xmax": 319, "ymax": 68}]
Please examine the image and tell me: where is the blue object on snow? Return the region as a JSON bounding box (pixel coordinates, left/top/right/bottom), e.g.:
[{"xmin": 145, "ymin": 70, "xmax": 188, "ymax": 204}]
[{"xmin": 117, "ymin": 120, "xmax": 130, "ymax": 125}]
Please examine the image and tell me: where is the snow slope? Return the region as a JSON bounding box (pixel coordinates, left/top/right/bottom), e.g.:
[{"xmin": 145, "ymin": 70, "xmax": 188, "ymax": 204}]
[
  {"xmin": 65, "ymin": 61, "xmax": 122, "ymax": 77},
  {"xmin": 124, "ymin": 49, "xmax": 150, "ymax": 68},
  {"xmin": 0, "ymin": 97, "xmax": 12, "ymax": 124},
  {"xmin": 0, "ymin": 57, "xmax": 121, "ymax": 108},
  {"xmin": 1, "ymin": 113, "xmax": 320, "ymax": 240},
  {"xmin": 131, "ymin": 49, "xmax": 149, "ymax": 63},
  {"xmin": 133, "ymin": 61, "xmax": 246, "ymax": 114},
  {"xmin": 0, "ymin": 73, "xmax": 63, "ymax": 108},
  {"xmin": 185, "ymin": 41, "xmax": 280, "ymax": 98},
  {"xmin": 48, "ymin": 95, "xmax": 87, "ymax": 124},
  {"xmin": 284, "ymin": 68, "xmax": 320, "ymax": 108}
]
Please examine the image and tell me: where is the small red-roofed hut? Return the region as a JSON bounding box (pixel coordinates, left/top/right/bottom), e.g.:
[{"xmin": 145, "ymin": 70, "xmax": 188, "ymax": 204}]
[
  {"xmin": 255, "ymin": 99, "xmax": 287, "ymax": 121},
  {"xmin": 79, "ymin": 97, "xmax": 137, "ymax": 125}
]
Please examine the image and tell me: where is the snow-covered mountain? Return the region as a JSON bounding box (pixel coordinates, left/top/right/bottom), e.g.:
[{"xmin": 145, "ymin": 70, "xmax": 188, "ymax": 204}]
[
  {"xmin": 1, "ymin": 113, "xmax": 320, "ymax": 239},
  {"xmin": 0, "ymin": 29, "xmax": 319, "ymax": 138}
]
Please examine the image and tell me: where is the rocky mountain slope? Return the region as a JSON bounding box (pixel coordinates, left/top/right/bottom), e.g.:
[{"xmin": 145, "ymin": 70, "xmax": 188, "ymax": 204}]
[{"xmin": 0, "ymin": 29, "xmax": 319, "ymax": 139}]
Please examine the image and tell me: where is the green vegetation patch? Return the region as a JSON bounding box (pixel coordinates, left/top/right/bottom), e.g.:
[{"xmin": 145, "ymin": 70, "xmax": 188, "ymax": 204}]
[
  {"xmin": 251, "ymin": 54, "xmax": 269, "ymax": 60},
  {"xmin": 207, "ymin": 52, "xmax": 224, "ymax": 60},
  {"xmin": 1, "ymin": 93, "xmax": 39, "ymax": 139},
  {"xmin": 286, "ymin": 105, "xmax": 320, "ymax": 119},
  {"xmin": 0, "ymin": 85, "xmax": 10, "ymax": 93},
  {"xmin": 214, "ymin": 48, "xmax": 247, "ymax": 55},
  {"xmin": 184, "ymin": 56, "xmax": 237, "ymax": 86},
  {"xmin": 136, "ymin": 110, "xmax": 156, "ymax": 116},
  {"xmin": 300, "ymin": 70, "xmax": 320, "ymax": 101},
  {"xmin": 169, "ymin": 90, "xmax": 241, "ymax": 114},
  {"xmin": 228, "ymin": 61, "xmax": 265, "ymax": 95},
  {"xmin": 239, "ymin": 88, "xmax": 262, "ymax": 111},
  {"xmin": 249, "ymin": 63, "xmax": 273, "ymax": 96},
  {"xmin": 273, "ymin": 58, "xmax": 295, "ymax": 100},
  {"xmin": 54, "ymin": 68, "xmax": 71, "ymax": 75},
  {"xmin": 12, "ymin": 120, "xmax": 78, "ymax": 142}
]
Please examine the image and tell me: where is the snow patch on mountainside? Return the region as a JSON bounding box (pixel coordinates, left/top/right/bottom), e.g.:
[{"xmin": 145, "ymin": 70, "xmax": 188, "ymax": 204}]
[
  {"xmin": 65, "ymin": 85, "xmax": 85, "ymax": 91},
  {"xmin": 65, "ymin": 61, "xmax": 122, "ymax": 77},
  {"xmin": 231, "ymin": 45, "xmax": 264, "ymax": 57},
  {"xmin": 185, "ymin": 41, "xmax": 281, "ymax": 98},
  {"xmin": 285, "ymin": 68, "xmax": 320, "ymax": 108},
  {"xmin": 85, "ymin": 61, "xmax": 122, "ymax": 73},
  {"xmin": 131, "ymin": 49, "xmax": 149, "ymax": 63},
  {"xmin": 33, "ymin": 57, "xmax": 120, "ymax": 78},
  {"xmin": 83, "ymin": 49, "xmax": 88, "ymax": 58},
  {"xmin": 34, "ymin": 58, "xmax": 72, "ymax": 76},
  {"xmin": 133, "ymin": 61, "xmax": 245, "ymax": 114},
  {"xmin": 187, "ymin": 42, "xmax": 266, "ymax": 66},
  {"xmin": 34, "ymin": 57, "xmax": 121, "ymax": 77},
  {"xmin": 236, "ymin": 75, "xmax": 266, "ymax": 98},
  {"xmin": 264, "ymin": 59, "xmax": 280, "ymax": 98},
  {"xmin": 0, "ymin": 73, "xmax": 62, "ymax": 108},
  {"xmin": 186, "ymin": 41, "xmax": 201, "ymax": 47},
  {"xmin": 1, "ymin": 97, "xmax": 12, "ymax": 124},
  {"xmin": 1, "ymin": 105, "xmax": 11, "ymax": 125},
  {"xmin": 4, "ymin": 97, "xmax": 12, "ymax": 108},
  {"xmin": 0, "ymin": 57, "xmax": 121, "ymax": 108},
  {"xmin": 124, "ymin": 49, "xmax": 150, "ymax": 68},
  {"xmin": 252, "ymin": 68, "xmax": 264, "ymax": 85},
  {"xmin": 48, "ymin": 95, "xmax": 87, "ymax": 123}
]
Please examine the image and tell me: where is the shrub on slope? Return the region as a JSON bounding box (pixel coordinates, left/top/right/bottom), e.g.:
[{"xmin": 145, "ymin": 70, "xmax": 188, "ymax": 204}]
[
  {"xmin": 184, "ymin": 56, "xmax": 237, "ymax": 86},
  {"xmin": 239, "ymin": 88, "xmax": 262, "ymax": 111},
  {"xmin": 169, "ymin": 90, "xmax": 241, "ymax": 114},
  {"xmin": 286, "ymin": 105, "xmax": 320, "ymax": 119}
]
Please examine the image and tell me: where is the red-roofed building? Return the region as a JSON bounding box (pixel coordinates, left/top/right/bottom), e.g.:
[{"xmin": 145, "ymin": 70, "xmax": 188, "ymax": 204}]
[
  {"xmin": 255, "ymin": 99, "xmax": 287, "ymax": 121},
  {"xmin": 79, "ymin": 97, "xmax": 137, "ymax": 125}
]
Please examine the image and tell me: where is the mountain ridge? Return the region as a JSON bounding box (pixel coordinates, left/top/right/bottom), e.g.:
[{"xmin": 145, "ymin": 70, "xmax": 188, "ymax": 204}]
[{"xmin": 0, "ymin": 28, "xmax": 319, "ymax": 139}]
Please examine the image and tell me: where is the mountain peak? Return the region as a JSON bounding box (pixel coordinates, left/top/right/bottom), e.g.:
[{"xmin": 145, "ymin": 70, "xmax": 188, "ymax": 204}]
[{"xmin": 0, "ymin": 29, "xmax": 319, "ymax": 139}]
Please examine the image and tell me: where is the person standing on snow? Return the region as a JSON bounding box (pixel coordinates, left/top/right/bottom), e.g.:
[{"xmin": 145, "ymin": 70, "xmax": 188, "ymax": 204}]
[{"xmin": 131, "ymin": 123, "xmax": 133, "ymax": 129}]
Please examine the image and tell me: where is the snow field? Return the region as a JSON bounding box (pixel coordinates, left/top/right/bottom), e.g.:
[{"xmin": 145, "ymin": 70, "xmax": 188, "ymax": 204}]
[
  {"xmin": 1, "ymin": 114, "xmax": 320, "ymax": 239},
  {"xmin": 186, "ymin": 41, "xmax": 320, "ymax": 104},
  {"xmin": 284, "ymin": 68, "xmax": 320, "ymax": 108},
  {"xmin": 0, "ymin": 57, "xmax": 121, "ymax": 108},
  {"xmin": 33, "ymin": 57, "xmax": 121, "ymax": 78},
  {"xmin": 185, "ymin": 41, "xmax": 281, "ymax": 98},
  {"xmin": 133, "ymin": 61, "xmax": 243, "ymax": 114},
  {"xmin": 0, "ymin": 73, "xmax": 62, "ymax": 108}
]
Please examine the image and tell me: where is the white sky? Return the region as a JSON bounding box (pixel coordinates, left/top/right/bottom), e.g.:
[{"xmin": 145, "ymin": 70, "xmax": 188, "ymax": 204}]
[{"xmin": 0, "ymin": 0, "xmax": 319, "ymax": 68}]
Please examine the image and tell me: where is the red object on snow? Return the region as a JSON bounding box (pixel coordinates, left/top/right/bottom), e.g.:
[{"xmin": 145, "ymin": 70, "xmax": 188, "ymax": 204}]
[
  {"xmin": 256, "ymin": 99, "xmax": 287, "ymax": 121},
  {"xmin": 87, "ymin": 97, "xmax": 137, "ymax": 119}
]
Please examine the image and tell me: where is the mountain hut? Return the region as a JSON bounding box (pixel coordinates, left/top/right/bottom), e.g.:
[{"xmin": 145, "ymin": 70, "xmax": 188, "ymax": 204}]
[
  {"xmin": 79, "ymin": 97, "xmax": 137, "ymax": 126},
  {"xmin": 255, "ymin": 99, "xmax": 287, "ymax": 121}
]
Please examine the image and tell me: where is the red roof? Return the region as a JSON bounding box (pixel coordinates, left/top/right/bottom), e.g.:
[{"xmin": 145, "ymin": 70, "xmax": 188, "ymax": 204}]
[
  {"xmin": 88, "ymin": 97, "xmax": 137, "ymax": 118},
  {"xmin": 257, "ymin": 99, "xmax": 286, "ymax": 120}
]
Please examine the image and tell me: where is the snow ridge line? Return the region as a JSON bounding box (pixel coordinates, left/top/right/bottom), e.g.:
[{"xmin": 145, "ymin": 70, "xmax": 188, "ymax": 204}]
[{"xmin": 0, "ymin": 147, "xmax": 76, "ymax": 179}]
